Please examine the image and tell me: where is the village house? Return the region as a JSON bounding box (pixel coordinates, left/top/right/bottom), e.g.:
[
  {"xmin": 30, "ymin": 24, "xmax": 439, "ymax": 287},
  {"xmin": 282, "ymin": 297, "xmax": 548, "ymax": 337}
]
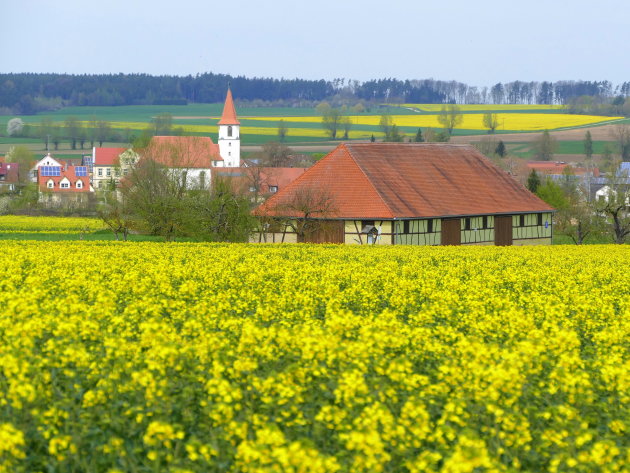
[
  {"xmin": 255, "ymin": 143, "xmax": 555, "ymax": 246},
  {"xmin": 0, "ymin": 162, "xmax": 19, "ymax": 192},
  {"xmin": 37, "ymin": 162, "xmax": 92, "ymax": 206}
]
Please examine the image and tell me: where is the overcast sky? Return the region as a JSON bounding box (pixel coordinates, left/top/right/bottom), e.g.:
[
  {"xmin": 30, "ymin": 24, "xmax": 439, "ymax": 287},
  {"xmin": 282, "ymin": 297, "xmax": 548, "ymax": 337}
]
[{"xmin": 3, "ymin": 0, "xmax": 629, "ymax": 86}]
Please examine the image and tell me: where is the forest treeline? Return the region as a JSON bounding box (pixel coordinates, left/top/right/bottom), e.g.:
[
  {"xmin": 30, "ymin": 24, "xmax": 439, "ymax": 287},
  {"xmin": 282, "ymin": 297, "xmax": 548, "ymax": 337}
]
[{"xmin": 2, "ymin": 72, "xmax": 630, "ymax": 114}]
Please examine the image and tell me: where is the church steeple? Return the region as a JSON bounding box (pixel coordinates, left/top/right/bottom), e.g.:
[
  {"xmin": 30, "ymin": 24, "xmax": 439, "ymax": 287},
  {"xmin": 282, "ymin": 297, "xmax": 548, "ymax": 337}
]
[
  {"xmin": 217, "ymin": 87, "xmax": 240, "ymax": 167},
  {"xmin": 218, "ymin": 87, "xmax": 240, "ymax": 125}
]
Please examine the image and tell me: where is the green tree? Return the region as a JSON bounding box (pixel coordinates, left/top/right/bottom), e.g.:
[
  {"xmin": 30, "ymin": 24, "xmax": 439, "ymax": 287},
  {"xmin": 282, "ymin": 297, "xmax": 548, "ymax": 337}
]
[
  {"xmin": 596, "ymin": 167, "xmax": 630, "ymax": 244},
  {"xmin": 613, "ymin": 124, "xmax": 630, "ymax": 161},
  {"xmin": 583, "ymin": 130, "xmax": 593, "ymax": 159},
  {"xmin": 437, "ymin": 104, "xmax": 463, "ymax": 134},
  {"xmin": 370, "ymin": 134, "xmax": 375, "ymax": 143},
  {"xmin": 5, "ymin": 145, "xmax": 35, "ymax": 185},
  {"xmin": 536, "ymin": 178, "xmax": 568, "ymax": 211},
  {"xmin": 482, "ymin": 113, "xmax": 499, "ymax": 134},
  {"xmin": 183, "ymin": 178, "xmax": 256, "ymax": 242},
  {"xmin": 533, "ymin": 130, "xmax": 557, "ymax": 161},
  {"xmin": 527, "ymin": 169, "xmax": 541, "ymax": 193},
  {"xmin": 495, "ymin": 140, "xmax": 507, "ymax": 158},
  {"xmin": 414, "ymin": 128, "xmax": 424, "ymax": 142}
]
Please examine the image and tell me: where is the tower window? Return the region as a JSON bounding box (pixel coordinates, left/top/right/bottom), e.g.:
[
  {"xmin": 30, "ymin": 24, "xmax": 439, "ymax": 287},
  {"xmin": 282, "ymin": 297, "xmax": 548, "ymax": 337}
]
[{"xmin": 228, "ymin": 126, "xmax": 232, "ymax": 137}]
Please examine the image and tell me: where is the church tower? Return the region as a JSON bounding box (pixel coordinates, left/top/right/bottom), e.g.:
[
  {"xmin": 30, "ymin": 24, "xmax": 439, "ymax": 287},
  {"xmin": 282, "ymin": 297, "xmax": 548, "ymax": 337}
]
[{"xmin": 217, "ymin": 88, "xmax": 240, "ymax": 167}]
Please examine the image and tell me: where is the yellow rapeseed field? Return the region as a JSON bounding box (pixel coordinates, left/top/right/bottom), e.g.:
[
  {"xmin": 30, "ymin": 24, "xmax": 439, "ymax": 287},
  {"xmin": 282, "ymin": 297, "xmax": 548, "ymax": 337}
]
[
  {"xmin": 247, "ymin": 113, "xmax": 624, "ymax": 132},
  {"xmin": 0, "ymin": 215, "xmax": 105, "ymax": 234},
  {"xmin": 0, "ymin": 241, "xmax": 628, "ymax": 472}
]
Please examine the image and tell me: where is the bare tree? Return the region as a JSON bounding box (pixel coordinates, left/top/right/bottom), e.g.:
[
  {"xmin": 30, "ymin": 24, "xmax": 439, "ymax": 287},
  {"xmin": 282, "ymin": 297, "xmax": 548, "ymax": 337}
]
[
  {"xmin": 275, "ymin": 185, "xmax": 337, "ymax": 241},
  {"xmin": 437, "ymin": 104, "xmax": 463, "ymax": 134},
  {"xmin": 482, "ymin": 113, "xmax": 499, "ymax": 134},
  {"xmin": 612, "ymin": 125, "xmax": 630, "ymax": 161},
  {"xmin": 256, "ymin": 141, "xmax": 293, "ymax": 167},
  {"xmin": 596, "ymin": 165, "xmax": 630, "ymax": 244},
  {"xmin": 97, "ymin": 190, "xmax": 134, "ymax": 241}
]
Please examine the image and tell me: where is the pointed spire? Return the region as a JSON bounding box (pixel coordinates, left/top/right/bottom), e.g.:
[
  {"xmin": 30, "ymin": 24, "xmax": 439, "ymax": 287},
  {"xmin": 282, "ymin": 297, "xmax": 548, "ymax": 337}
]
[{"xmin": 218, "ymin": 87, "xmax": 240, "ymax": 125}]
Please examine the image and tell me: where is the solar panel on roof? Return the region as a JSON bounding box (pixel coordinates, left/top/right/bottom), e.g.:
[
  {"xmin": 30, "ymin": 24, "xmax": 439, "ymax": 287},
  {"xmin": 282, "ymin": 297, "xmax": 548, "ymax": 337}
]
[
  {"xmin": 41, "ymin": 166, "xmax": 61, "ymax": 177},
  {"xmin": 75, "ymin": 166, "xmax": 88, "ymax": 177}
]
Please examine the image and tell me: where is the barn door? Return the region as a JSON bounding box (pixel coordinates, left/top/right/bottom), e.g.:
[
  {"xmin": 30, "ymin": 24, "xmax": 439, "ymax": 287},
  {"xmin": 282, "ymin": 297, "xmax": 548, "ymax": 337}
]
[
  {"xmin": 441, "ymin": 218, "xmax": 461, "ymax": 246},
  {"xmin": 299, "ymin": 220, "xmax": 345, "ymax": 243},
  {"xmin": 494, "ymin": 216, "xmax": 513, "ymax": 246}
]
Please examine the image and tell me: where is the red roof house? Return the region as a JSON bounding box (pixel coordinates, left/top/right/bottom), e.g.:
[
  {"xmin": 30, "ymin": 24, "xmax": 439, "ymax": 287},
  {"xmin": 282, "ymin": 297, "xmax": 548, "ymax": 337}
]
[{"xmin": 255, "ymin": 143, "xmax": 554, "ymax": 246}]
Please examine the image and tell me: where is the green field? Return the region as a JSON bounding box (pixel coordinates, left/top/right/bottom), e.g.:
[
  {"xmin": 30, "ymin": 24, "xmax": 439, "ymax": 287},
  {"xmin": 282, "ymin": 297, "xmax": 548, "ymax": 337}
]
[{"xmin": 0, "ymin": 103, "xmax": 626, "ymax": 153}]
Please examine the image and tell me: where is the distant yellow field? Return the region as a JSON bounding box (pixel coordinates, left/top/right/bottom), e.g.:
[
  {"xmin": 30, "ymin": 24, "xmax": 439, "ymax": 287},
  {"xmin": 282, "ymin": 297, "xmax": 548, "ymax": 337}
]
[
  {"xmin": 401, "ymin": 104, "xmax": 566, "ymax": 112},
  {"xmin": 247, "ymin": 113, "xmax": 623, "ymax": 131}
]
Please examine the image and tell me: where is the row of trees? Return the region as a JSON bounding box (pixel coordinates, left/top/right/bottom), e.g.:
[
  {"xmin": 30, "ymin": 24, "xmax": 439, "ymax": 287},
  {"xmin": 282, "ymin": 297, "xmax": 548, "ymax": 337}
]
[
  {"xmin": 5, "ymin": 113, "xmax": 186, "ymax": 150},
  {"xmin": 3, "ymin": 73, "xmax": 630, "ymax": 114}
]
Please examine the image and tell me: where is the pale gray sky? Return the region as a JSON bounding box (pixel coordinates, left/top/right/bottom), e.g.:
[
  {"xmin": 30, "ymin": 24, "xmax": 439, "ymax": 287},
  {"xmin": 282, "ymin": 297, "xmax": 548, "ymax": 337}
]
[{"xmin": 2, "ymin": 0, "xmax": 629, "ymax": 86}]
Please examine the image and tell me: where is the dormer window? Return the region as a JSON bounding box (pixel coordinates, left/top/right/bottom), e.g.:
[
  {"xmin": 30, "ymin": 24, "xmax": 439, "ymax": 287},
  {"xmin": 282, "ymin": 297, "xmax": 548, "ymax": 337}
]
[
  {"xmin": 47, "ymin": 180, "xmax": 54, "ymax": 189},
  {"xmin": 76, "ymin": 181, "xmax": 83, "ymax": 189},
  {"xmin": 269, "ymin": 186, "xmax": 278, "ymax": 193},
  {"xmin": 227, "ymin": 126, "xmax": 232, "ymax": 137}
]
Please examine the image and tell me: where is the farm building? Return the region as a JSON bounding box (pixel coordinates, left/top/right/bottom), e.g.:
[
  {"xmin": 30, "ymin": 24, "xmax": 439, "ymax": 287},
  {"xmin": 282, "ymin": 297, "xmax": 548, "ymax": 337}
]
[{"xmin": 254, "ymin": 143, "xmax": 554, "ymax": 245}]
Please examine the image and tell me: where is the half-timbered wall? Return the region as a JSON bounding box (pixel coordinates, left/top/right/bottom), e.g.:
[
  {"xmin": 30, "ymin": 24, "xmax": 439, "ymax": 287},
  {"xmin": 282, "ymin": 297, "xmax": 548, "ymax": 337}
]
[
  {"xmin": 512, "ymin": 212, "xmax": 552, "ymax": 245},
  {"xmin": 393, "ymin": 219, "xmax": 441, "ymax": 245},
  {"xmin": 460, "ymin": 216, "xmax": 495, "ymax": 245},
  {"xmin": 344, "ymin": 220, "xmax": 393, "ymax": 245}
]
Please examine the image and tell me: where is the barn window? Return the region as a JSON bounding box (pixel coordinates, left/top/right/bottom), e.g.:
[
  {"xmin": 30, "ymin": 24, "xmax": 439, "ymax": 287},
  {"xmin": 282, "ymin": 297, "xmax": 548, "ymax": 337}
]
[
  {"xmin": 427, "ymin": 219, "xmax": 433, "ymax": 233},
  {"xmin": 519, "ymin": 215, "xmax": 525, "ymax": 227},
  {"xmin": 537, "ymin": 213, "xmax": 543, "ymax": 226},
  {"xmin": 464, "ymin": 217, "xmax": 471, "ymax": 230},
  {"xmin": 403, "ymin": 221, "xmax": 410, "ymax": 234},
  {"xmin": 482, "ymin": 216, "xmax": 488, "ymax": 229}
]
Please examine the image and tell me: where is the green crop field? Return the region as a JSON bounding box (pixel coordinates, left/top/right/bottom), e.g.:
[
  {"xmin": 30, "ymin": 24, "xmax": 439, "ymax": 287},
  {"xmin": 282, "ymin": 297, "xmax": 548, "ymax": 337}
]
[{"xmin": 0, "ymin": 103, "xmax": 626, "ymax": 152}]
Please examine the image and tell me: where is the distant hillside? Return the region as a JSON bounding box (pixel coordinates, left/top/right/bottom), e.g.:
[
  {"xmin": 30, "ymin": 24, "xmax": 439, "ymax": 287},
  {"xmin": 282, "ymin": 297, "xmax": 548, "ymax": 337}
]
[{"xmin": 1, "ymin": 72, "xmax": 629, "ymax": 115}]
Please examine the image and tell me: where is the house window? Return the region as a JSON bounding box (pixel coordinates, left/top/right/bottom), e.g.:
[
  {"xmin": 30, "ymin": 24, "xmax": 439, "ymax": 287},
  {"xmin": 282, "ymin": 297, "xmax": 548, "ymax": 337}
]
[
  {"xmin": 115, "ymin": 169, "xmax": 120, "ymax": 177},
  {"xmin": 60, "ymin": 182, "xmax": 70, "ymax": 189},
  {"xmin": 47, "ymin": 180, "xmax": 54, "ymax": 188},
  {"xmin": 229, "ymin": 142, "xmax": 232, "ymax": 147},
  {"xmin": 537, "ymin": 213, "xmax": 543, "ymax": 226},
  {"xmin": 106, "ymin": 168, "xmax": 111, "ymax": 177},
  {"xmin": 427, "ymin": 219, "xmax": 433, "ymax": 233},
  {"xmin": 98, "ymin": 168, "xmax": 103, "ymax": 177},
  {"xmin": 228, "ymin": 126, "xmax": 233, "ymax": 137},
  {"xmin": 76, "ymin": 181, "xmax": 83, "ymax": 189},
  {"xmin": 519, "ymin": 215, "xmax": 525, "ymax": 227},
  {"xmin": 249, "ymin": 186, "xmax": 257, "ymax": 192},
  {"xmin": 199, "ymin": 171, "xmax": 206, "ymax": 189},
  {"xmin": 269, "ymin": 185, "xmax": 278, "ymax": 193},
  {"xmin": 403, "ymin": 220, "xmax": 410, "ymax": 234}
]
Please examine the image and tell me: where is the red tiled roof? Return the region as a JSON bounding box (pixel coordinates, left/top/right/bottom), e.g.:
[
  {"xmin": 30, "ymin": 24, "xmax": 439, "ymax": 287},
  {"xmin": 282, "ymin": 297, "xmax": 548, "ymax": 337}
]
[
  {"xmin": 217, "ymin": 88, "xmax": 240, "ymax": 125},
  {"xmin": 256, "ymin": 143, "xmax": 554, "ymax": 219},
  {"xmin": 38, "ymin": 166, "xmax": 90, "ymax": 193},
  {"xmin": 215, "ymin": 167, "xmax": 308, "ymax": 194},
  {"xmin": 143, "ymin": 136, "xmax": 221, "ymax": 168},
  {"xmin": 94, "ymin": 147, "xmax": 126, "ymax": 166}
]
